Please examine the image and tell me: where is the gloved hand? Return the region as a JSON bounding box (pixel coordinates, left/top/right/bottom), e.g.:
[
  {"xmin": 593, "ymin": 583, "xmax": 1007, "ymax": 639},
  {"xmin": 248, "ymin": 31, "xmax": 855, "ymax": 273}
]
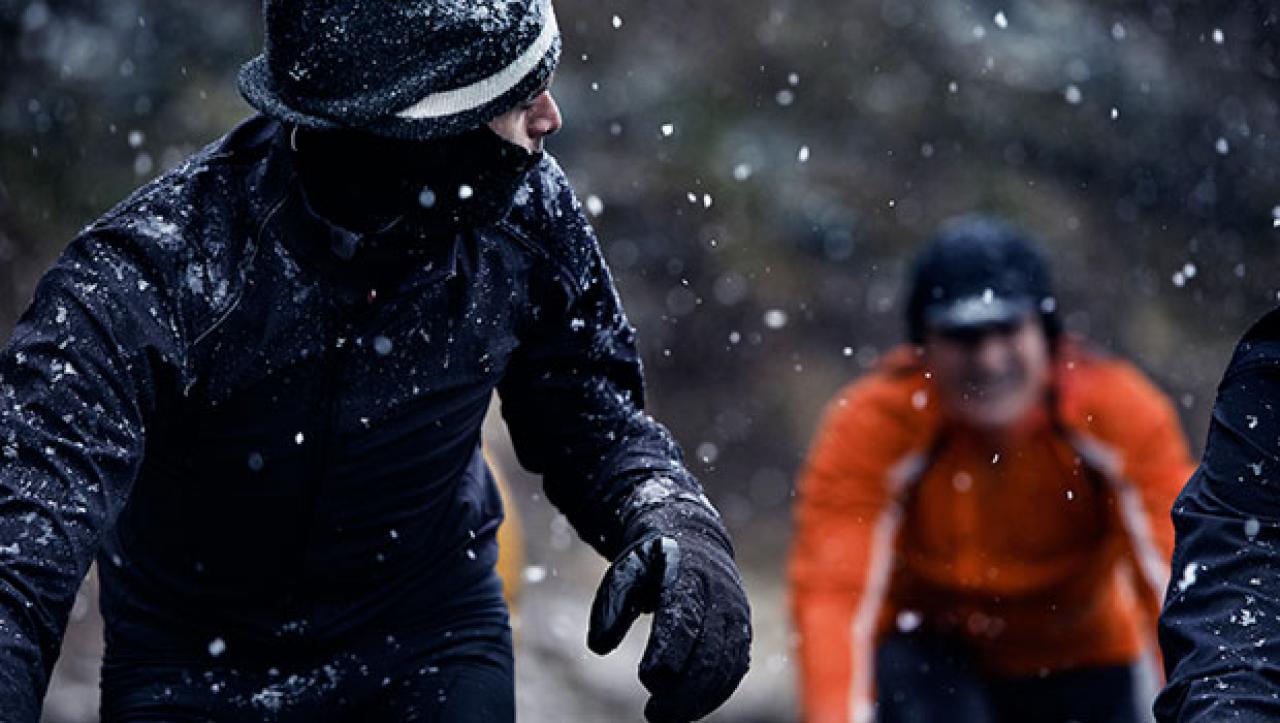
[{"xmin": 587, "ymin": 483, "xmax": 752, "ymax": 722}]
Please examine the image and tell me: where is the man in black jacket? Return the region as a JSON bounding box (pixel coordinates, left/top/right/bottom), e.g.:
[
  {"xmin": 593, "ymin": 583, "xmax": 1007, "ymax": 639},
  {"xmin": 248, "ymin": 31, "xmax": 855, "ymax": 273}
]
[
  {"xmin": 0, "ymin": 1, "xmax": 752, "ymax": 721},
  {"xmin": 1157, "ymin": 308, "xmax": 1280, "ymax": 721}
]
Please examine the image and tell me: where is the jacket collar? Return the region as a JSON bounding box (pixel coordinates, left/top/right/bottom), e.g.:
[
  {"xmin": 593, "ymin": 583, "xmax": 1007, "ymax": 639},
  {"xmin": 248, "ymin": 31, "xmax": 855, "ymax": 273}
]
[{"xmin": 250, "ymin": 118, "xmax": 465, "ymax": 293}]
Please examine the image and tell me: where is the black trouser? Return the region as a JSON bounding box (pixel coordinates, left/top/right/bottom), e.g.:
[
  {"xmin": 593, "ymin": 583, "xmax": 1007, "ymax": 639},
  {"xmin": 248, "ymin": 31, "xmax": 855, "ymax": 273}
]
[
  {"xmin": 99, "ymin": 621, "xmax": 513, "ymax": 722},
  {"xmin": 876, "ymin": 631, "xmax": 1141, "ymax": 723}
]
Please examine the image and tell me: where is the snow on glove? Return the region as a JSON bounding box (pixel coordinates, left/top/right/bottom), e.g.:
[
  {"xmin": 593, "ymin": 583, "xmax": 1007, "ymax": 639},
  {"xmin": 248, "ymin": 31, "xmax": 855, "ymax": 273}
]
[{"xmin": 587, "ymin": 480, "xmax": 752, "ymax": 722}]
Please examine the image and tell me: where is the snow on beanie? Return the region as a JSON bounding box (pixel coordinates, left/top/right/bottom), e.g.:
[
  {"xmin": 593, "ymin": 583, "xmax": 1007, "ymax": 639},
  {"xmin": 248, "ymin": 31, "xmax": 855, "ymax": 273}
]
[{"xmin": 238, "ymin": 0, "xmax": 561, "ymax": 140}]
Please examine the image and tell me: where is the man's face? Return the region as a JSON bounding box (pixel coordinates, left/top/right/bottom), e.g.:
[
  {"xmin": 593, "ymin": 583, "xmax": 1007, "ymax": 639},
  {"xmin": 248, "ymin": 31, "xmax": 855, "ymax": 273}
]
[
  {"xmin": 923, "ymin": 314, "xmax": 1052, "ymax": 431},
  {"xmin": 487, "ymin": 87, "xmax": 562, "ymax": 153}
]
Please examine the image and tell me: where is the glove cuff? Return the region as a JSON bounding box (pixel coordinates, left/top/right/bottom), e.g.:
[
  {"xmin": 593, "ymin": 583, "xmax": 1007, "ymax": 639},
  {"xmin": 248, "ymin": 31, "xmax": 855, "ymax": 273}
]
[{"xmin": 613, "ymin": 476, "xmax": 734, "ymax": 562}]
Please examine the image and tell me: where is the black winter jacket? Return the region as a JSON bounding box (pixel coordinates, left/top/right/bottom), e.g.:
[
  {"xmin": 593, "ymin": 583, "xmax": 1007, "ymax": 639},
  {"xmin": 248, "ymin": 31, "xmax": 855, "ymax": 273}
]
[
  {"xmin": 1158, "ymin": 308, "xmax": 1280, "ymax": 721},
  {"xmin": 0, "ymin": 115, "xmax": 701, "ymax": 719}
]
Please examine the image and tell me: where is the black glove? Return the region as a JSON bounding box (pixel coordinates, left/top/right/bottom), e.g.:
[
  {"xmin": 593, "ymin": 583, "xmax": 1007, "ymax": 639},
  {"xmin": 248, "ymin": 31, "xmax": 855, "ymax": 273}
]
[{"xmin": 587, "ymin": 483, "xmax": 752, "ymax": 722}]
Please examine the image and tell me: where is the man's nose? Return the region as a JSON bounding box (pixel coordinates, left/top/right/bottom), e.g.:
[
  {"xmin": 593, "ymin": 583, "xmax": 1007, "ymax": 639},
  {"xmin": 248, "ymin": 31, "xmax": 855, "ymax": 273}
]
[
  {"xmin": 528, "ymin": 91, "xmax": 562, "ymax": 139},
  {"xmin": 973, "ymin": 334, "xmax": 1010, "ymax": 372}
]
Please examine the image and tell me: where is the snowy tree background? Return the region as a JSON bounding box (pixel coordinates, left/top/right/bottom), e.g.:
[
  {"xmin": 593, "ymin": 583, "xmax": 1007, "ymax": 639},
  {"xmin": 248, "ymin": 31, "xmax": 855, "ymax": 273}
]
[{"xmin": 1, "ymin": 0, "xmax": 1278, "ymax": 720}]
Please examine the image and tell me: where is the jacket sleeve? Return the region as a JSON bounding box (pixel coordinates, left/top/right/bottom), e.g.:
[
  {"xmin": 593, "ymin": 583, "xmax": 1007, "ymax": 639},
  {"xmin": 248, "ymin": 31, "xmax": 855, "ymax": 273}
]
[
  {"xmin": 1077, "ymin": 362, "xmax": 1195, "ymax": 645},
  {"xmin": 496, "ymin": 172, "xmax": 702, "ymax": 560},
  {"xmin": 1156, "ymin": 345, "xmax": 1280, "ymax": 721},
  {"xmin": 0, "ymin": 230, "xmax": 182, "ymax": 720},
  {"xmin": 788, "ymin": 377, "xmax": 926, "ymax": 723}
]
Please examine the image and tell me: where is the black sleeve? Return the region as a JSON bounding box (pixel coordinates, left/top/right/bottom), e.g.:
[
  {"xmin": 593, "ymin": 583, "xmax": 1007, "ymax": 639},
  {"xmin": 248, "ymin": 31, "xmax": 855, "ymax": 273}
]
[
  {"xmin": 1158, "ymin": 312, "xmax": 1280, "ymax": 722},
  {"xmin": 0, "ymin": 230, "xmax": 182, "ymax": 720},
  {"xmin": 497, "ymin": 200, "xmax": 703, "ymax": 560}
]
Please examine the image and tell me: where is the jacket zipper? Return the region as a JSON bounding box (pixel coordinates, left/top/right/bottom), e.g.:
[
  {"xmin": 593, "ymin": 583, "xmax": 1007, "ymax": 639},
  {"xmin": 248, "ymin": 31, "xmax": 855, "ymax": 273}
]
[{"xmin": 300, "ymin": 289, "xmax": 361, "ymax": 582}]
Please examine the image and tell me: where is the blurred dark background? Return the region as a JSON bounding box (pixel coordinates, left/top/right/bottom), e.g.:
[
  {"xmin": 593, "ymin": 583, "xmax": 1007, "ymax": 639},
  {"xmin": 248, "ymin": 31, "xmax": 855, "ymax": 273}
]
[{"xmin": 3, "ymin": 0, "xmax": 1279, "ymax": 720}]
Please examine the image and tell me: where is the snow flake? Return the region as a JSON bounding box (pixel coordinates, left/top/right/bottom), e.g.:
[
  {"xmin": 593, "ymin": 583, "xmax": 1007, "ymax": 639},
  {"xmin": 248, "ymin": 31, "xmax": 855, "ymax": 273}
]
[
  {"xmin": 251, "ymin": 690, "xmax": 284, "ymax": 712},
  {"xmin": 797, "ymin": 145, "xmax": 810, "ymax": 163},
  {"xmin": 660, "ymin": 123, "xmax": 675, "ymax": 137},
  {"xmin": 1176, "ymin": 562, "xmax": 1199, "ymax": 592},
  {"xmin": 911, "ymin": 390, "xmax": 928, "ymax": 410},
  {"xmin": 896, "ymin": 610, "xmax": 923, "ymax": 632},
  {"xmin": 208, "ymin": 637, "xmax": 227, "ymax": 657},
  {"xmin": 696, "ymin": 442, "xmax": 719, "ymax": 464},
  {"xmin": 993, "ymin": 11, "xmax": 1008, "ymax": 29},
  {"xmin": 611, "ymin": 14, "xmax": 623, "ymax": 29},
  {"xmin": 418, "ymin": 188, "xmax": 437, "ymax": 209}
]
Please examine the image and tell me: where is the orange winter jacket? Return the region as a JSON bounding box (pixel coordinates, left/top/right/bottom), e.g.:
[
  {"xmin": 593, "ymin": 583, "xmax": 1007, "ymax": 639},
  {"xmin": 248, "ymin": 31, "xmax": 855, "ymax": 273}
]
[{"xmin": 788, "ymin": 340, "xmax": 1195, "ymax": 723}]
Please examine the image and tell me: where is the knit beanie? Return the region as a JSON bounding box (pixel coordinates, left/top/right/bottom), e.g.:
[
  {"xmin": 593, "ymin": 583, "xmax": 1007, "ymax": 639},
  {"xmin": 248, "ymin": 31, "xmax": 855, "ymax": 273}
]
[{"xmin": 238, "ymin": 0, "xmax": 561, "ymax": 140}]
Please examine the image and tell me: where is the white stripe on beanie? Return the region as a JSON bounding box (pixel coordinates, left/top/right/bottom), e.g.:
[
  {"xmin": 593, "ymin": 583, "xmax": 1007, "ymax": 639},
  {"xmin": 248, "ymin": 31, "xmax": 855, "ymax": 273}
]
[{"xmin": 395, "ymin": 2, "xmax": 559, "ymax": 121}]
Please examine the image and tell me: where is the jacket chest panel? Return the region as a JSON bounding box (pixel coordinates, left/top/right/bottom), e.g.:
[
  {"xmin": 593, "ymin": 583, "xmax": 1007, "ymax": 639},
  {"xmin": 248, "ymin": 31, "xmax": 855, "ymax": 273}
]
[
  {"xmin": 903, "ymin": 439, "xmax": 1112, "ymax": 568},
  {"xmin": 186, "ymin": 231, "xmax": 531, "ymax": 422},
  {"xmin": 155, "ymin": 235, "xmax": 532, "ymax": 556},
  {"xmin": 141, "ymin": 239, "xmax": 535, "ymax": 588}
]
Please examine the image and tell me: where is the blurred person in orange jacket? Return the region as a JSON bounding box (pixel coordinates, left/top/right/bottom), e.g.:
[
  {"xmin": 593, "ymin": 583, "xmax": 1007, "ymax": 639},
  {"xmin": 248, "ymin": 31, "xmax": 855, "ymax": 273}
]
[{"xmin": 789, "ymin": 216, "xmax": 1195, "ymax": 723}]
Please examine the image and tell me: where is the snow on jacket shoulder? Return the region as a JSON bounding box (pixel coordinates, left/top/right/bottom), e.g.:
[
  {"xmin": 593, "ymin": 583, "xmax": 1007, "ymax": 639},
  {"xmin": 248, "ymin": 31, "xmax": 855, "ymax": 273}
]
[{"xmin": 1158, "ymin": 307, "xmax": 1280, "ymax": 722}]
